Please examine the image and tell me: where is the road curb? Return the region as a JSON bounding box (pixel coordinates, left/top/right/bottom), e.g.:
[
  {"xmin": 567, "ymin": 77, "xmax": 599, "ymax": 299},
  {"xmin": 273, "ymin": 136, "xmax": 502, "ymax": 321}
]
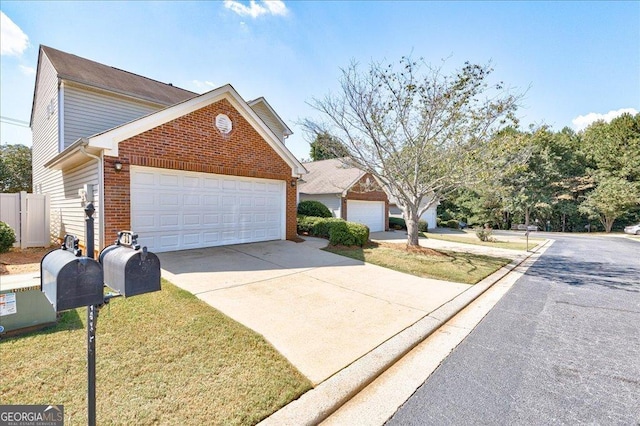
[{"xmin": 259, "ymin": 239, "xmax": 552, "ymax": 426}]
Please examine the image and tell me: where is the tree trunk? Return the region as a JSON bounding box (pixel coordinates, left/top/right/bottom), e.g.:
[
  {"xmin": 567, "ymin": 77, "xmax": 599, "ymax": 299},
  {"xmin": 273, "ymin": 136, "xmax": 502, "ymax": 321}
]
[
  {"xmin": 604, "ymin": 215, "xmax": 615, "ymax": 233},
  {"xmin": 404, "ymin": 207, "xmax": 421, "ymax": 246}
]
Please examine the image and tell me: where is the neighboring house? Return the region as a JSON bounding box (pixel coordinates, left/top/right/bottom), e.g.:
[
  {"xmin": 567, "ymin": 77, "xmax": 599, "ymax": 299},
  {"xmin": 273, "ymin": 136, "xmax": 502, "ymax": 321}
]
[
  {"xmin": 298, "ymin": 158, "xmax": 389, "ymax": 232},
  {"xmin": 31, "ymin": 45, "xmax": 305, "ymax": 253},
  {"xmin": 388, "ymin": 196, "xmax": 439, "ymax": 230}
]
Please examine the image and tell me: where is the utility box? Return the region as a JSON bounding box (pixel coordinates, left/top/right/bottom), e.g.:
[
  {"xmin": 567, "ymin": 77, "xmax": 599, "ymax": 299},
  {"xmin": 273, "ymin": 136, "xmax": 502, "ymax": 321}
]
[
  {"xmin": 1, "ymin": 276, "xmax": 56, "ymax": 337},
  {"xmin": 99, "ymin": 231, "xmax": 161, "ymax": 297},
  {"xmin": 41, "ymin": 235, "xmax": 104, "ymax": 312}
]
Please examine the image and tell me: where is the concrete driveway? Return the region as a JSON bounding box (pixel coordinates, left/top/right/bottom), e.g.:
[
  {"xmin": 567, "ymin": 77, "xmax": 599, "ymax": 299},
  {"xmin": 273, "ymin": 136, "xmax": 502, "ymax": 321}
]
[{"xmin": 158, "ymin": 237, "xmax": 470, "ymax": 385}]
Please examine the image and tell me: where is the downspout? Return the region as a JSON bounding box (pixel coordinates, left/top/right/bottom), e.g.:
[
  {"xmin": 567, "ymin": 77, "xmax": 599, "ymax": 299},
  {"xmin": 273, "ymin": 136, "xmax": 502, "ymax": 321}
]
[{"xmin": 79, "ymin": 142, "xmax": 105, "ymax": 253}]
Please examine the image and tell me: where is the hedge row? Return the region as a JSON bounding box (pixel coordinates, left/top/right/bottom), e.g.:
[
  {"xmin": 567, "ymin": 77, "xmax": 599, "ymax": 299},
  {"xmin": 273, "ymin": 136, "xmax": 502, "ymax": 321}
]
[
  {"xmin": 437, "ymin": 218, "xmax": 460, "ymax": 229},
  {"xmin": 297, "ymin": 215, "xmax": 369, "ymax": 247}
]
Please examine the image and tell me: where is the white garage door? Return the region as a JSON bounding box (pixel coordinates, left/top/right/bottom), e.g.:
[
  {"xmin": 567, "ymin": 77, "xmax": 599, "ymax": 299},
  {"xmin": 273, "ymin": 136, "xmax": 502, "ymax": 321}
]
[
  {"xmin": 346, "ymin": 200, "xmax": 385, "ymax": 232},
  {"xmin": 130, "ymin": 166, "xmax": 285, "ymax": 252}
]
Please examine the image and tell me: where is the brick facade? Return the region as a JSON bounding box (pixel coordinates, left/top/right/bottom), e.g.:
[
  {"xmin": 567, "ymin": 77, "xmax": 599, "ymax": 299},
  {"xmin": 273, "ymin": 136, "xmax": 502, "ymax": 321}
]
[
  {"xmin": 340, "ymin": 173, "xmax": 389, "ymax": 231},
  {"xmin": 103, "ymin": 98, "xmax": 297, "ymax": 245}
]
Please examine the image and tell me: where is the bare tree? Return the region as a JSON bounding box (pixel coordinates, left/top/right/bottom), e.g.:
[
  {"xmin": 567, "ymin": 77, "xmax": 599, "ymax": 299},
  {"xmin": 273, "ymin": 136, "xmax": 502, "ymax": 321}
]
[{"xmin": 303, "ymin": 56, "xmax": 525, "ymax": 246}]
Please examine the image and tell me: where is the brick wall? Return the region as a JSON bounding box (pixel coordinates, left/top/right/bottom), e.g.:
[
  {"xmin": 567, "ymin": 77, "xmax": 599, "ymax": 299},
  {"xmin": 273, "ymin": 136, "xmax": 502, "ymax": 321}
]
[
  {"xmin": 341, "ymin": 173, "xmax": 389, "ymax": 231},
  {"xmin": 103, "ymin": 98, "xmax": 297, "ymax": 245}
]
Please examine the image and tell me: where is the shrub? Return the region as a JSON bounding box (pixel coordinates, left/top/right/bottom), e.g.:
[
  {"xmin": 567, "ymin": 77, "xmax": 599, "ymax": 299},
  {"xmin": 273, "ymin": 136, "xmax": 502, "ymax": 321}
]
[
  {"xmin": 0, "ymin": 221, "xmax": 16, "ymax": 253},
  {"xmin": 297, "ymin": 216, "xmax": 369, "ymax": 246},
  {"xmin": 328, "ymin": 221, "xmax": 369, "ymax": 247},
  {"xmin": 346, "ymin": 222, "xmax": 369, "ymax": 246},
  {"xmin": 389, "ymin": 217, "xmax": 406, "ymax": 230},
  {"xmin": 475, "ymin": 226, "xmax": 495, "ymax": 242},
  {"xmin": 440, "ymin": 219, "xmax": 459, "ymax": 229},
  {"xmin": 297, "ymin": 216, "xmax": 343, "ymax": 238},
  {"xmin": 418, "ymin": 220, "xmax": 428, "ymax": 232},
  {"xmin": 297, "ymin": 200, "xmax": 332, "ymax": 218}
]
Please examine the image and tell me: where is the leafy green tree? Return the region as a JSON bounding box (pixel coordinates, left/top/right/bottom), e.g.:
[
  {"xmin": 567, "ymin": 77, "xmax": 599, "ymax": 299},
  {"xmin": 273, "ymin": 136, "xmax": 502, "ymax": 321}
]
[
  {"xmin": 581, "ymin": 113, "xmax": 640, "ymax": 182},
  {"xmin": 578, "ymin": 177, "xmax": 640, "ymax": 232},
  {"xmin": 303, "ymin": 57, "xmax": 524, "ymax": 246},
  {"xmin": 500, "ymin": 127, "xmax": 560, "ymax": 227},
  {"xmin": 0, "ymin": 144, "xmax": 32, "ymax": 192},
  {"xmin": 579, "ymin": 113, "xmax": 640, "ymax": 231},
  {"xmin": 309, "ymin": 132, "xmax": 349, "ymax": 161}
]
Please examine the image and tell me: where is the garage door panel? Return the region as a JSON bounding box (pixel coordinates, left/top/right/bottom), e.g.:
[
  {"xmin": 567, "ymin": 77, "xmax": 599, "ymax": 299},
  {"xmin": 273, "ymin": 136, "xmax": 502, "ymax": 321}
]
[
  {"xmin": 133, "ymin": 171, "xmax": 155, "ymax": 185},
  {"xmin": 203, "ymin": 214, "xmax": 220, "ymax": 225},
  {"xmin": 183, "ymin": 214, "xmax": 201, "ymax": 226},
  {"xmin": 160, "ymin": 194, "xmax": 179, "ymax": 207},
  {"xmin": 183, "ymin": 176, "xmax": 199, "ymax": 188},
  {"xmin": 131, "ymin": 166, "xmax": 285, "ymax": 252},
  {"xmin": 160, "ymin": 174, "xmax": 179, "ymax": 187},
  {"xmin": 183, "ymin": 195, "xmax": 200, "ymax": 206}
]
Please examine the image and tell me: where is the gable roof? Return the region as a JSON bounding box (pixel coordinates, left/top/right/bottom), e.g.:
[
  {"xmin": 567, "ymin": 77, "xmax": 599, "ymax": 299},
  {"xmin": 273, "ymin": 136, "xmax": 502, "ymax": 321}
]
[
  {"xmin": 41, "ymin": 45, "xmax": 197, "ymax": 106},
  {"xmin": 298, "ymin": 158, "xmax": 365, "ymax": 195},
  {"xmin": 46, "ymin": 84, "xmax": 307, "ymax": 177},
  {"xmin": 247, "ymin": 97, "xmax": 293, "ymax": 138}
]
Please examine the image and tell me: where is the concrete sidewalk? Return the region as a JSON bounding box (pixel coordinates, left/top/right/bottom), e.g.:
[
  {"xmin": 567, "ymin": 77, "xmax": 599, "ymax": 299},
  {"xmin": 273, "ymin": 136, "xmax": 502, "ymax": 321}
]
[{"xmin": 158, "ymin": 238, "xmax": 471, "ymax": 385}]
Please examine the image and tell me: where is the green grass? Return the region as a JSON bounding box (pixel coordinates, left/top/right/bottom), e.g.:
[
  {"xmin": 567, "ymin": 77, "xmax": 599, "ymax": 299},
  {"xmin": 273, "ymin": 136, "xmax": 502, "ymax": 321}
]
[
  {"xmin": 422, "ymin": 232, "xmax": 544, "ymax": 251},
  {"xmin": 324, "ymin": 243, "xmax": 511, "ymax": 284},
  {"xmin": 0, "ymin": 279, "xmax": 311, "ymax": 425}
]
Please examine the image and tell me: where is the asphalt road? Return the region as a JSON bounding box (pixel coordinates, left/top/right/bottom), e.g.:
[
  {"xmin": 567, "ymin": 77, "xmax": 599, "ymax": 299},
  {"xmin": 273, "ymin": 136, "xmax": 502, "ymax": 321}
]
[{"xmin": 387, "ymin": 234, "xmax": 640, "ymax": 425}]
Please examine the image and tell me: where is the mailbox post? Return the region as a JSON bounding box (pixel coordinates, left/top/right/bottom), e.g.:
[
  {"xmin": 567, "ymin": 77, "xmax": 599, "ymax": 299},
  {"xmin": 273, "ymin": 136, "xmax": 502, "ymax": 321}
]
[
  {"xmin": 41, "ymin": 203, "xmax": 161, "ymax": 426},
  {"xmin": 86, "ymin": 203, "xmax": 97, "ymax": 426}
]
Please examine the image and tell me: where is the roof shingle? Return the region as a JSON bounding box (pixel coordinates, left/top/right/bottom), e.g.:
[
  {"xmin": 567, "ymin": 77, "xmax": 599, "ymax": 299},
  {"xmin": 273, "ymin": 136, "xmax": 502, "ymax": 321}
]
[
  {"xmin": 41, "ymin": 45, "xmax": 197, "ymax": 106},
  {"xmin": 298, "ymin": 158, "xmax": 365, "ymax": 195}
]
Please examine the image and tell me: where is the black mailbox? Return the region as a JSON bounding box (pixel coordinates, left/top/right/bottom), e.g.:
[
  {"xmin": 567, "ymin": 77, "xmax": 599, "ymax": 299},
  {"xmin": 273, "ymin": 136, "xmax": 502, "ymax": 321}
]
[
  {"xmin": 99, "ymin": 231, "xmax": 161, "ymax": 297},
  {"xmin": 41, "ymin": 235, "xmax": 104, "ymax": 312}
]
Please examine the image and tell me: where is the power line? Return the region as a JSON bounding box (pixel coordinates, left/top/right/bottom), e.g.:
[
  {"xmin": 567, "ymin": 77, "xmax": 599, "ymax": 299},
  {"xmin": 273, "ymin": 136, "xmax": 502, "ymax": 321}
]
[{"xmin": 0, "ymin": 115, "xmax": 30, "ymax": 128}]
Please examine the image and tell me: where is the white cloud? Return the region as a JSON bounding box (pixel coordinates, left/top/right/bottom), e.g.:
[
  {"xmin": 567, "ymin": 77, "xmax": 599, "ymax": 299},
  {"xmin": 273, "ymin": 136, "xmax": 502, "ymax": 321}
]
[
  {"xmin": 223, "ymin": 0, "xmax": 288, "ymax": 19},
  {"xmin": 191, "ymin": 80, "xmax": 218, "ymax": 93},
  {"xmin": 19, "ymin": 65, "xmax": 36, "ymax": 75},
  {"xmin": 1, "ymin": 11, "xmax": 29, "ymax": 56},
  {"xmin": 572, "ymin": 108, "xmax": 639, "ymax": 132}
]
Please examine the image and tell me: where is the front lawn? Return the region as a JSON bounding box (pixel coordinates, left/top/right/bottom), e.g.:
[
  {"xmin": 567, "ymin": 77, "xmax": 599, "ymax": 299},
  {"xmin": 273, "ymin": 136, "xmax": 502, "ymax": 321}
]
[
  {"xmin": 423, "ymin": 232, "xmax": 544, "ymax": 251},
  {"xmin": 324, "ymin": 242, "xmax": 511, "ymax": 284},
  {"xmin": 0, "ymin": 279, "xmax": 311, "ymax": 425}
]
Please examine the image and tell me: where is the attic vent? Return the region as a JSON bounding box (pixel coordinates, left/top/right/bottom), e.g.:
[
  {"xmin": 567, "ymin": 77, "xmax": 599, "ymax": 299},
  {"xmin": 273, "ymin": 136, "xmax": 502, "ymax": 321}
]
[{"xmin": 215, "ymin": 114, "xmax": 233, "ymax": 134}]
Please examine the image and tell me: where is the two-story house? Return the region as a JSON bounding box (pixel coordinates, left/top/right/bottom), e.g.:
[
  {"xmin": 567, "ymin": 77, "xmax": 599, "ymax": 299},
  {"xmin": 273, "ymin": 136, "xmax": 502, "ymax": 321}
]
[{"xmin": 31, "ymin": 45, "xmax": 305, "ymax": 253}]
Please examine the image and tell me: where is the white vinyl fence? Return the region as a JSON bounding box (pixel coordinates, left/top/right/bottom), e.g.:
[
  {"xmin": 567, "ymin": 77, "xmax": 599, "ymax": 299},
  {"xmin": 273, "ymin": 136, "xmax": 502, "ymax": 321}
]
[{"xmin": 0, "ymin": 192, "xmax": 50, "ymax": 248}]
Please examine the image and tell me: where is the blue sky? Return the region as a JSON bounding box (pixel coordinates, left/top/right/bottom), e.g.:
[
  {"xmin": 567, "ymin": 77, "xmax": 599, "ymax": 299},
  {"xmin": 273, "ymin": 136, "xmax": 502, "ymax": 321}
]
[{"xmin": 1, "ymin": 1, "xmax": 639, "ymax": 161}]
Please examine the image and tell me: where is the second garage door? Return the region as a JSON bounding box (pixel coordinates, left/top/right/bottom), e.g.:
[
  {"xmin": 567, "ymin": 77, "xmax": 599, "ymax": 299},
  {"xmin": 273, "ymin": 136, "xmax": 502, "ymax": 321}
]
[
  {"xmin": 346, "ymin": 200, "xmax": 385, "ymax": 232},
  {"xmin": 130, "ymin": 166, "xmax": 285, "ymax": 252}
]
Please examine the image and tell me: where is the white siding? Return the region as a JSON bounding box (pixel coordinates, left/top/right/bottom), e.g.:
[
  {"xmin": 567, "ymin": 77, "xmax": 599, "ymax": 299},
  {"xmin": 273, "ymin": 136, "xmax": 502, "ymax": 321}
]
[
  {"xmin": 250, "ymin": 102, "xmax": 287, "ymax": 143},
  {"xmin": 63, "ymin": 84, "xmax": 162, "ymax": 148},
  {"xmin": 32, "ymin": 53, "xmax": 60, "ymax": 197},
  {"xmin": 299, "ymin": 194, "xmax": 342, "ymax": 218},
  {"xmin": 31, "ymin": 54, "xmax": 61, "ymax": 245},
  {"xmin": 48, "ymin": 162, "xmax": 100, "ymax": 252}
]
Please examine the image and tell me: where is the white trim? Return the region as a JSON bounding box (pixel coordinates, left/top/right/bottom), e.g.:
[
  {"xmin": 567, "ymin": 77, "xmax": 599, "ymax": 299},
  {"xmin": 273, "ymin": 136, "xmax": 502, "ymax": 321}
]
[
  {"xmin": 58, "ymin": 83, "xmax": 64, "ymax": 153},
  {"xmin": 88, "ymin": 84, "xmax": 306, "ymax": 176},
  {"xmin": 247, "ymin": 97, "xmax": 293, "ymax": 137},
  {"xmin": 280, "ymin": 180, "xmax": 287, "ymax": 241}
]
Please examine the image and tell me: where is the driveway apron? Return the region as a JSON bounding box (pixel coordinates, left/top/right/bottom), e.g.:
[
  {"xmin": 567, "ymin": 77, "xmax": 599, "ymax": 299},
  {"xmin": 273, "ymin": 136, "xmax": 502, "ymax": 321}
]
[{"xmin": 158, "ymin": 238, "xmax": 470, "ymax": 385}]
